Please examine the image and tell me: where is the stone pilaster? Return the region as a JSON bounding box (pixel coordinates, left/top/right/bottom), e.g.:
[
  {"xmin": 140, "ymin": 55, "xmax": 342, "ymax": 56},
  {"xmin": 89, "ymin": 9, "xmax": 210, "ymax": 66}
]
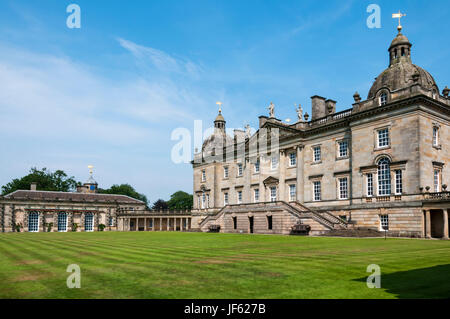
[
  {"xmin": 296, "ymin": 145, "xmax": 304, "ymax": 203},
  {"xmin": 279, "ymin": 150, "xmax": 286, "ymax": 201}
]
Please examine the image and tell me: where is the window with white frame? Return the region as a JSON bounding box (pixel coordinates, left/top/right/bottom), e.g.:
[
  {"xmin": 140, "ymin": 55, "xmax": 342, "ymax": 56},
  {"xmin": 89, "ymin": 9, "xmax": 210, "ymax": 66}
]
[
  {"xmin": 367, "ymin": 173, "xmax": 374, "ymax": 197},
  {"xmin": 377, "ymin": 128, "xmax": 389, "ymax": 148},
  {"xmin": 377, "ymin": 157, "xmax": 391, "ymax": 196},
  {"xmin": 254, "ymin": 159, "xmax": 260, "ymax": 173},
  {"xmin": 313, "ymin": 146, "xmax": 321, "ymax": 162},
  {"xmin": 433, "ymin": 126, "xmax": 439, "ymax": 147},
  {"xmin": 338, "ymin": 140, "xmax": 348, "ymax": 158},
  {"xmin": 237, "ymin": 163, "xmax": 243, "ymax": 176},
  {"xmin": 237, "ymin": 190, "xmax": 243, "ymax": 204},
  {"xmin": 57, "ymin": 212, "xmax": 68, "ymax": 232},
  {"xmin": 224, "ymin": 166, "xmax": 229, "ymax": 178},
  {"xmin": 271, "ymin": 156, "xmax": 278, "ymax": 170},
  {"xmin": 313, "ymin": 181, "xmax": 321, "ymax": 201},
  {"xmin": 395, "ymin": 170, "xmax": 402, "ymax": 194},
  {"xmin": 338, "ymin": 177, "xmax": 348, "ymax": 199},
  {"xmin": 28, "ymin": 212, "xmax": 39, "ymax": 232},
  {"xmin": 109, "ymin": 216, "xmax": 114, "ymax": 227},
  {"xmin": 380, "ymin": 214, "xmax": 389, "ymax": 231},
  {"xmin": 379, "ymin": 92, "xmax": 388, "ymax": 106},
  {"xmin": 434, "ymin": 169, "xmax": 440, "ymax": 192},
  {"xmin": 85, "ymin": 213, "xmax": 94, "ymax": 232},
  {"xmin": 289, "ymin": 184, "xmax": 296, "ymax": 201},
  {"xmin": 201, "ymin": 169, "xmax": 206, "ymax": 182},
  {"xmin": 270, "ymin": 186, "xmax": 277, "ymax": 202},
  {"xmin": 206, "ymin": 194, "xmax": 210, "ymax": 208},
  {"xmin": 224, "ymin": 192, "xmax": 229, "ymax": 205},
  {"xmin": 289, "ymin": 153, "xmax": 297, "ymax": 166},
  {"xmin": 254, "ymin": 188, "xmax": 260, "ymax": 202},
  {"xmin": 201, "ymin": 193, "xmax": 206, "ymax": 209}
]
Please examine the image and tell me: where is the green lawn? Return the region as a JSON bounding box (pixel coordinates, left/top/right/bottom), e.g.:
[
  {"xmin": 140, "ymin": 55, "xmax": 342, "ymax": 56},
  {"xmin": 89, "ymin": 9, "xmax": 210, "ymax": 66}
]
[{"xmin": 0, "ymin": 232, "xmax": 449, "ymax": 299}]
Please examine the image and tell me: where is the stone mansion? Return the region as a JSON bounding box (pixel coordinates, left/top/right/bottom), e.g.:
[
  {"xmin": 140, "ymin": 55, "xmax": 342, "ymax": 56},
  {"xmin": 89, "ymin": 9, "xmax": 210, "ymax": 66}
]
[{"xmin": 192, "ymin": 27, "xmax": 450, "ymax": 239}]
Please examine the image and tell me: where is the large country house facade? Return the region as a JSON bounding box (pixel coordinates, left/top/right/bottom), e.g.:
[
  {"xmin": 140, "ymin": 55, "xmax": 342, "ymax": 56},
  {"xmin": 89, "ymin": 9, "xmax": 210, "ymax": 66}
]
[{"xmin": 192, "ymin": 28, "xmax": 450, "ymax": 239}]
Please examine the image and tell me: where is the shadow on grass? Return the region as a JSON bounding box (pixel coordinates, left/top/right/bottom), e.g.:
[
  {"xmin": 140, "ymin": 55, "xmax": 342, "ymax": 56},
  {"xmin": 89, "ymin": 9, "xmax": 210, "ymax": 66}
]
[{"xmin": 354, "ymin": 264, "xmax": 450, "ymax": 298}]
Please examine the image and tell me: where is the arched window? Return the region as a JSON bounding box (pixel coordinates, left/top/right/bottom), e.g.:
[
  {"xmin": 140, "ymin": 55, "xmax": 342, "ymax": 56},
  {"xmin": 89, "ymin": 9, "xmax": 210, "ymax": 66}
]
[
  {"xmin": 379, "ymin": 92, "xmax": 388, "ymax": 106},
  {"xmin": 377, "ymin": 157, "xmax": 391, "ymax": 196}
]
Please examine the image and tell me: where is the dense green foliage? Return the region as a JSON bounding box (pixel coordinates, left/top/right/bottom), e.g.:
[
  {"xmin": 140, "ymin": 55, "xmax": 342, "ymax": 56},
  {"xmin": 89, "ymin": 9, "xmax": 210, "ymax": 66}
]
[
  {"xmin": 152, "ymin": 199, "xmax": 168, "ymax": 210},
  {"xmin": 167, "ymin": 191, "xmax": 193, "ymax": 209},
  {"xmin": 1, "ymin": 168, "xmax": 78, "ymax": 195},
  {"xmin": 98, "ymin": 184, "xmax": 148, "ymax": 205},
  {"xmin": 0, "ymin": 232, "xmax": 449, "ymax": 298}
]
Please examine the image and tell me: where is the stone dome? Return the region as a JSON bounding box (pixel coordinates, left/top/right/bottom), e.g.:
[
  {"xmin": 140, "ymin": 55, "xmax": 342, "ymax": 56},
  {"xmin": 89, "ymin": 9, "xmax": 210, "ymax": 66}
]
[{"xmin": 368, "ymin": 31, "xmax": 439, "ymax": 99}]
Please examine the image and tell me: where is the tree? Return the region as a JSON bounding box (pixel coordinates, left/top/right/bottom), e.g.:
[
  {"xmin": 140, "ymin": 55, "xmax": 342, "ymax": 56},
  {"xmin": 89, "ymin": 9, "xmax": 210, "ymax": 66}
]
[
  {"xmin": 1, "ymin": 167, "xmax": 78, "ymax": 195},
  {"xmin": 98, "ymin": 184, "xmax": 148, "ymax": 205},
  {"xmin": 167, "ymin": 191, "xmax": 193, "ymax": 210},
  {"xmin": 152, "ymin": 199, "xmax": 168, "ymax": 211}
]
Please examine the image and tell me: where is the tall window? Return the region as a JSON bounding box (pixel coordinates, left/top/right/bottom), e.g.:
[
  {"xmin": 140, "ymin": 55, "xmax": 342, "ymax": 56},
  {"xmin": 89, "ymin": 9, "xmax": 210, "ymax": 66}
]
[
  {"xmin": 267, "ymin": 216, "xmax": 273, "ymax": 230},
  {"xmin": 380, "ymin": 215, "xmax": 389, "ymax": 231},
  {"xmin": 289, "ymin": 153, "xmax": 297, "ymax": 166},
  {"xmin": 339, "ymin": 178, "xmax": 348, "ymax": 199},
  {"xmin": 338, "ymin": 141, "xmax": 348, "ymax": 158},
  {"xmin": 433, "ymin": 127, "xmax": 439, "ymax": 147},
  {"xmin": 224, "ymin": 166, "xmax": 229, "ymax": 178},
  {"xmin": 237, "ymin": 163, "xmax": 243, "ymax": 176},
  {"xmin": 57, "ymin": 212, "xmax": 68, "ymax": 232},
  {"xmin": 379, "ymin": 92, "xmax": 388, "ymax": 106},
  {"xmin": 377, "ymin": 158, "xmax": 391, "ymax": 196},
  {"xmin": 201, "ymin": 169, "xmax": 206, "ymax": 182},
  {"xmin": 254, "ymin": 159, "xmax": 260, "ymax": 173},
  {"xmin": 224, "ymin": 192, "xmax": 229, "ymax": 206},
  {"xmin": 237, "ymin": 191, "xmax": 243, "ymax": 204},
  {"xmin": 289, "ymin": 184, "xmax": 296, "ymax": 201},
  {"xmin": 434, "ymin": 169, "xmax": 440, "ymax": 192},
  {"xmin": 313, "ymin": 146, "xmax": 321, "ymax": 162},
  {"xmin": 270, "ymin": 187, "xmax": 277, "ymax": 202},
  {"xmin": 197, "ymin": 195, "xmax": 201, "ymax": 208},
  {"xmin": 395, "ymin": 170, "xmax": 402, "ymax": 194},
  {"xmin": 85, "ymin": 213, "xmax": 94, "ymax": 232},
  {"xmin": 271, "ymin": 156, "xmax": 278, "ymax": 170},
  {"xmin": 313, "ymin": 181, "xmax": 321, "ymax": 201},
  {"xmin": 206, "ymin": 194, "xmax": 210, "ymax": 208},
  {"xmin": 377, "ymin": 128, "xmax": 389, "ymax": 148},
  {"xmin": 28, "ymin": 212, "xmax": 39, "ymax": 232},
  {"xmin": 109, "ymin": 216, "xmax": 114, "ymax": 227},
  {"xmin": 201, "ymin": 193, "xmax": 206, "ymax": 209},
  {"xmin": 367, "ymin": 173, "xmax": 373, "ymax": 197},
  {"xmin": 254, "ymin": 189, "xmax": 260, "ymax": 203}
]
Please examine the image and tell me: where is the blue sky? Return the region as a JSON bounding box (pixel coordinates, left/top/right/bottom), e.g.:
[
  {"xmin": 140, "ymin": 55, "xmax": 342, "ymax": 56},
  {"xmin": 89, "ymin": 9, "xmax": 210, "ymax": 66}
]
[{"xmin": 0, "ymin": 0, "xmax": 448, "ymax": 202}]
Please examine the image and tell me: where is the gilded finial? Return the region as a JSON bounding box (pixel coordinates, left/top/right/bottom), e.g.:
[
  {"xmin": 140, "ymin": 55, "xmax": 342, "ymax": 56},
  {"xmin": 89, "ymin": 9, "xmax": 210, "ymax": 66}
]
[
  {"xmin": 216, "ymin": 101, "xmax": 223, "ymax": 113},
  {"xmin": 392, "ymin": 11, "xmax": 406, "ymax": 33}
]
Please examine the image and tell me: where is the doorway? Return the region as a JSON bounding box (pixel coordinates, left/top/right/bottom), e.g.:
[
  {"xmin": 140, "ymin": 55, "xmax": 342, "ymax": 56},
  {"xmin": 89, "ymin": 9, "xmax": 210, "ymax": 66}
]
[{"xmin": 249, "ymin": 216, "xmax": 254, "ymax": 234}]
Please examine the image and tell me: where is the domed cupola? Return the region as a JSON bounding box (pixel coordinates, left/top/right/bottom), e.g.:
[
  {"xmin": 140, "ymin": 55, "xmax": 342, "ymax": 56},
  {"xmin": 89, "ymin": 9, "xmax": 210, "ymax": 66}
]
[
  {"xmin": 202, "ymin": 105, "xmax": 234, "ymax": 156},
  {"xmin": 368, "ymin": 23, "xmax": 439, "ymax": 101}
]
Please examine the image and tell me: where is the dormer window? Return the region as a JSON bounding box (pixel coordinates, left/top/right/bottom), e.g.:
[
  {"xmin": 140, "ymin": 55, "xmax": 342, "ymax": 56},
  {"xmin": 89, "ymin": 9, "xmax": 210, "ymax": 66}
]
[{"xmin": 379, "ymin": 92, "xmax": 388, "ymax": 106}]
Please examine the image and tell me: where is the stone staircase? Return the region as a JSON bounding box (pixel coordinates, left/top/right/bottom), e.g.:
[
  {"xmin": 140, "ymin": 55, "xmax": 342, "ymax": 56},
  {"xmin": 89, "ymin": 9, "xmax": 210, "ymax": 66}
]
[
  {"xmin": 290, "ymin": 201, "xmax": 348, "ymax": 230},
  {"xmin": 198, "ymin": 201, "xmax": 349, "ymax": 233}
]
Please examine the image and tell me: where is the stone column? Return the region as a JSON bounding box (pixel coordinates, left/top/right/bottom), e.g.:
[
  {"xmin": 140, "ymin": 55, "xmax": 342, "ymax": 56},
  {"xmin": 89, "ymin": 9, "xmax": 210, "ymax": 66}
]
[
  {"xmin": 258, "ymin": 156, "xmax": 266, "ymax": 203},
  {"xmin": 443, "ymin": 209, "xmax": 449, "ymax": 239},
  {"xmin": 296, "ymin": 145, "xmax": 304, "ymax": 203},
  {"xmin": 244, "ymin": 157, "xmax": 251, "ymax": 203},
  {"xmin": 425, "ymin": 210, "xmax": 431, "ymax": 238},
  {"xmin": 181, "ymin": 218, "xmax": 184, "ymax": 231},
  {"xmin": 144, "ymin": 218, "xmax": 147, "ymax": 231},
  {"xmin": 166, "ymin": 218, "xmax": 169, "ymax": 231},
  {"xmin": 279, "ymin": 150, "xmax": 286, "ymax": 201},
  {"xmin": 159, "ymin": 218, "xmax": 162, "ymax": 231}
]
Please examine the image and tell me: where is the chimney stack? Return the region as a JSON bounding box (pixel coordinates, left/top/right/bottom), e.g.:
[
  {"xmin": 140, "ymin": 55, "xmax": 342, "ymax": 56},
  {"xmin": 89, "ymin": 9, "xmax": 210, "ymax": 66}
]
[
  {"xmin": 311, "ymin": 95, "xmax": 326, "ymax": 120},
  {"xmin": 325, "ymin": 99, "xmax": 336, "ymax": 114},
  {"xmin": 30, "ymin": 182, "xmax": 37, "ymax": 191}
]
